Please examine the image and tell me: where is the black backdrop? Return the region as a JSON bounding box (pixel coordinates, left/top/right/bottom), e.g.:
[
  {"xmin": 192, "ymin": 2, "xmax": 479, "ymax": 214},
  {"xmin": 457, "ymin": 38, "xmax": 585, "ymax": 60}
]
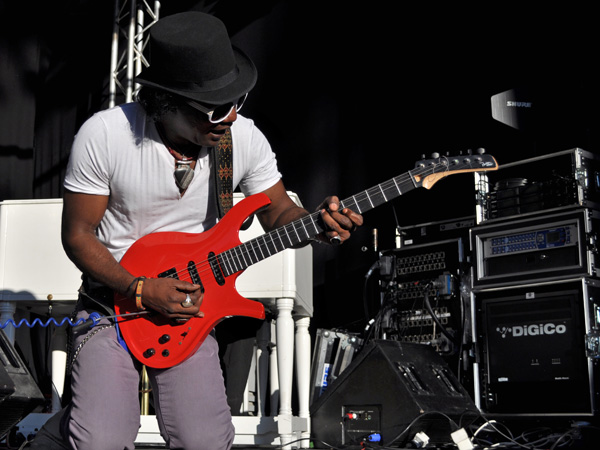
[{"xmin": 1, "ymin": 0, "xmax": 599, "ymax": 332}]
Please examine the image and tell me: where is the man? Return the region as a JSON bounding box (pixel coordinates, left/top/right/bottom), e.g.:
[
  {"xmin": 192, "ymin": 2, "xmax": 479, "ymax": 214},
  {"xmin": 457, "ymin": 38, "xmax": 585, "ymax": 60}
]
[{"xmin": 43, "ymin": 11, "xmax": 362, "ymax": 450}]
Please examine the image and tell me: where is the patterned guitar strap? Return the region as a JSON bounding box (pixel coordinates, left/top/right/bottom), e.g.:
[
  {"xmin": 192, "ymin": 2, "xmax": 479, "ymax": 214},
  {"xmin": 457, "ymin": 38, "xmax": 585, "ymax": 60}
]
[
  {"xmin": 212, "ymin": 128, "xmax": 254, "ymax": 230},
  {"xmin": 213, "ymin": 128, "xmax": 234, "ymax": 218}
]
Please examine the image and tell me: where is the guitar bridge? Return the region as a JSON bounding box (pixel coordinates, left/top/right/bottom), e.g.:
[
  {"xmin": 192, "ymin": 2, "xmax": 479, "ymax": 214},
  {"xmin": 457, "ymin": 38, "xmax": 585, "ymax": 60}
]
[{"xmin": 208, "ymin": 252, "xmax": 225, "ymax": 286}]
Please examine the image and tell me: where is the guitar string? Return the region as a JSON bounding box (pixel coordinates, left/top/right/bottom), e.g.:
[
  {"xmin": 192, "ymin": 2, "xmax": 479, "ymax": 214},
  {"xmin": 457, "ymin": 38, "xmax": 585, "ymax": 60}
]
[
  {"xmin": 154, "ymin": 159, "xmax": 459, "ymax": 284},
  {"xmin": 166, "ymin": 154, "xmax": 490, "ymax": 288},
  {"xmin": 150, "ymin": 156, "xmax": 492, "ymax": 286},
  {"xmin": 155, "ymin": 161, "xmax": 452, "ymax": 285}
]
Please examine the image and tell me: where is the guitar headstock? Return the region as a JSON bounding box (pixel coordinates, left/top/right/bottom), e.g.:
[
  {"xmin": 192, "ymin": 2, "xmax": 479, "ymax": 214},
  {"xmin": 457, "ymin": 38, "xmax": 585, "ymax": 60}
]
[{"xmin": 413, "ymin": 149, "xmax": 498, "ymax": 189}]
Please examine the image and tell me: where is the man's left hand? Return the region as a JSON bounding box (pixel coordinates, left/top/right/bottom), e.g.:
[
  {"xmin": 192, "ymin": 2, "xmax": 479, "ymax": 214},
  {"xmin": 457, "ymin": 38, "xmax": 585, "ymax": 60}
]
[{"xmin": 316, "ymin": 196, "xmax": 363, "ymax": 245}]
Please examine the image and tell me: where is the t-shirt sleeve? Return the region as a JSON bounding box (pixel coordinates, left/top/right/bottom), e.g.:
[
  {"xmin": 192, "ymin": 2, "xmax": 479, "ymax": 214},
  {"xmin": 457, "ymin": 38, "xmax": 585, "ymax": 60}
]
[
  {"xmin": 63, "ymin": 113, "xmax": 111, "ymax": 196},
  {"xmin": 233, "ymin": 117, "xmax": 282, "ymax": 196}
]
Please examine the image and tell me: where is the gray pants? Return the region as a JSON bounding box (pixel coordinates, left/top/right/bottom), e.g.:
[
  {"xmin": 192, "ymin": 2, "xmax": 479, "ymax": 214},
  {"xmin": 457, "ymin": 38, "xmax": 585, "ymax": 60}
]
[{"xmin": 66, "ymin": 310, "xmax": 234, "ymax": 450}]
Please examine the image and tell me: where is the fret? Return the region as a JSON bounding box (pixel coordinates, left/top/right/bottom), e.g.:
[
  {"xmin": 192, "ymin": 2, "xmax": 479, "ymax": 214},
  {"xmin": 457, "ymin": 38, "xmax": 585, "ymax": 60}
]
[
  {"xmin": 290, "ymin": 222, "xmax": 301, "ymax": 243},
  {"xmin": 245, "ymin": 243, "xmax": 256, "ymax": 266},
  {"xmin": 351, "ymin": 195, "xmax": 362, "ymax": 214},
  {"xmin": 275, "ymin": 229, "xmax": 287, "ymax": 250},
  {"xmin": 392, "ymin": 177, "xmax": 402, "ymax": 195},
  {"xmin": 221, "ymin": 250, "xmax": 235, "ymax": 276},
  {"xmin": 255, "ymin": 238, "xmax": 266, "ymax": 260},
  {"xmin": 307, "ymin": 213, "xmax": 322, "ymax": 235},
  {"xmin": 354, "ymin": 194, "xmax": 371, "ymax": 214},
  {"xmin": 245, "ymin": 241, "xmax": 258, "ymax": 265},
  {"xmin": 365, "ymin": 191, "xmax": 375, "ymax": 209},
  {"xmin": 258, "ymin": 235, "xmax": 272, "ymax": 258},
  {"xmin": 298, "ymin": 217, "xmax": 312, "ymax": 241},
  {"xmin": 378, "ymin": 184, "xmax": 388, "ymax": 202},
  {"xmin": 251, "ymin": 240, "xmax": 262, "ymax": 263},
  {"xmin": 387, "ymin": 178, "xmax": 402, "ymax": 196},
  {"xmin": 229, "ymin": 247, "xmax": 241, "ymax": 271},
  {"xmin": 267, "ymin": 232, "xmax": 280, "ymax": 254},
  {"xmin": 282, "ymin": 226, "xmax": 293, "ymax": 248},
  {"xmin": 223, "ymin": 250, "xmax": 234, "ymax": 274},
  {"xmin": 235, "ymin": 245, "xmax": 249, "ymax": 269},
  {"xmin": 408, "ymin": 169, "xmax": 419, "ymax": 187},
  {"xmin": 372, "ymin": 189, "xmax": 387, "ymax": 208}
]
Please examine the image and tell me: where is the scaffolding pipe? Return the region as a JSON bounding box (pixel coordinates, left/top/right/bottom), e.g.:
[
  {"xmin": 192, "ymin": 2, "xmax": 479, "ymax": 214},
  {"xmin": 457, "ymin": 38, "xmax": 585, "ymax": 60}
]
[{"xmin": 108, "ymin": 0, "xmax": 160, "ymax": 108}]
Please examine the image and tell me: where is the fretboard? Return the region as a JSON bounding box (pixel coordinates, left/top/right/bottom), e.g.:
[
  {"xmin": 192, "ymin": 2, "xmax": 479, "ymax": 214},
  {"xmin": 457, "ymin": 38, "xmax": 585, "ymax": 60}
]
[{"xmin": 216, "ymin": 165, "xmax": 431, "ymax": 277}]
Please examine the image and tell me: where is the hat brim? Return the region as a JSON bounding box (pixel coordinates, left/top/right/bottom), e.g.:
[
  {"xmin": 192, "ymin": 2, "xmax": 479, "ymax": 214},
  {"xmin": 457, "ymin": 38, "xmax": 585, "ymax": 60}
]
[{"xmin": 135, "ymin": 46, "xmax": 257, "ymax": 105}]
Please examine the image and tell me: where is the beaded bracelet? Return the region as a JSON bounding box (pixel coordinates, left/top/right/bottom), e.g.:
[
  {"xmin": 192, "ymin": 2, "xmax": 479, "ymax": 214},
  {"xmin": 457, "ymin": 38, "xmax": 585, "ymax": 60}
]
[{"xmin": 135, "ymin": 276, "xmax": 147, "ymax": 311}]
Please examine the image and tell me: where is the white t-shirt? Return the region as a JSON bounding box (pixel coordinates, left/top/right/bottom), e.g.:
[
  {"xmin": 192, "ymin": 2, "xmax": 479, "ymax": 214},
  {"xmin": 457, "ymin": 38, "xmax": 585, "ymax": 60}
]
[{"xmin": 64, "ymin": 102, "xmax": 281, "ymax": 262}]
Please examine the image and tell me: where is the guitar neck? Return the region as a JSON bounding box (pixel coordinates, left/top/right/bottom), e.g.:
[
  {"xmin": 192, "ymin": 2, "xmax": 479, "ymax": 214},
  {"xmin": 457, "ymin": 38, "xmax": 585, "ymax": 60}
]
[
  {"xmin": 217, "ymin": 166, "xmax": 426, "ymax": 277},
  {"xmin": 215, "ymin": 151, "xmax": 498, "ymax": 277}
]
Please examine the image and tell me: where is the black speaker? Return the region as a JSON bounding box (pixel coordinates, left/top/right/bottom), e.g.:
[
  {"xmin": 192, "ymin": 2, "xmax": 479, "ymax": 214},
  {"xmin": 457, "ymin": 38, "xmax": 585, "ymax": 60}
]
[
  {"xmin": 476, "ymin": 279, "xmax": 600, "ymax": 416},
  {"xmin": 310, "ymin": 340, "xmax": 479, "ymax": 448},
  {"xmin": 0, "ymin": 330, "xmax": 45, "ymax": 439}
]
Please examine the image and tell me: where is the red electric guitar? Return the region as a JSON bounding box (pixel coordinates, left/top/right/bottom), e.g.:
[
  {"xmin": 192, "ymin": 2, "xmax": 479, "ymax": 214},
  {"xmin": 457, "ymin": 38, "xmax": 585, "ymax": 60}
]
[{"xmin": 114, "ymin": 152, "xmax": 498, "ymax": 368}]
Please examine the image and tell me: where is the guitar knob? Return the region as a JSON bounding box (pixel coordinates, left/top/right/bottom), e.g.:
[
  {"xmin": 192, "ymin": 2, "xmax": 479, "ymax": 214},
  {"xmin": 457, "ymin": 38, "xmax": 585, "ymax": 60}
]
[
  {"xmin": 159, "ymin": 334, "xmax": 171, "ymax": 344},
  {"xmin": 143, "ymin": 348, "xmax": 156, "ymax": 358}
]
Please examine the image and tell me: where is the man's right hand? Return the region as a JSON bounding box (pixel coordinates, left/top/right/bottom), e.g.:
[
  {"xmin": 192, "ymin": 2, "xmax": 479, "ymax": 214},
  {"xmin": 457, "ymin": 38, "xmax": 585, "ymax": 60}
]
[{"xmin": 138, "ymin": 277, "xmax": 204, "ymax": 319}]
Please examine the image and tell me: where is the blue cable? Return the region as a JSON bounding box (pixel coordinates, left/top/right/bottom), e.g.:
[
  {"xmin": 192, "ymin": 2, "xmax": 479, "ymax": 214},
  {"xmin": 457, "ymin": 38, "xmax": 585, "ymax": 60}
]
[{"xmin": 0, "ymin": 312, "xmax": 102, "ymax": 330}]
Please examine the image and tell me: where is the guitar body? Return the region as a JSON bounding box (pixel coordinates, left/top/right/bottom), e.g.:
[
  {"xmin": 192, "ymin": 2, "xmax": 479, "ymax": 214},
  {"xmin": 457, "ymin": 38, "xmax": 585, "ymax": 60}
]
[{"xmin": 114, "ymin": 193, "xmax": 270, "ymax": 368}]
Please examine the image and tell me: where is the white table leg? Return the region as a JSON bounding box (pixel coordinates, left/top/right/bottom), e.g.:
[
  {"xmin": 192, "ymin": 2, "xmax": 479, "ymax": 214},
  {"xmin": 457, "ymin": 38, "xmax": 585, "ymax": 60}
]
[
  {"xmin": 276, "ymin": 297, "xmax": 295, "ymax": 448},
  {"xmin": 256, "ymin": 319, "xmax": 271, "ymax": 416},
  {"xmin": 269, "ymin": 320, "xmax": 279, "ymax": 415},
  {"xmin": 295, "ymin": 316, "xmax": 311, "ymax": 448},
  {"xmin": 51, "ymin": 326, "xmax": 68, "ymax": 412}
]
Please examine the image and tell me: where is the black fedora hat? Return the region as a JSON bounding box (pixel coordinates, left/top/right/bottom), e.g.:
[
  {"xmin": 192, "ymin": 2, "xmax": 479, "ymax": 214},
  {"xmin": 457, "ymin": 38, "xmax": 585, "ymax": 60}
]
[{"xmin": 135, "ymin": 12, "xmax": 257, "ymax": 105}]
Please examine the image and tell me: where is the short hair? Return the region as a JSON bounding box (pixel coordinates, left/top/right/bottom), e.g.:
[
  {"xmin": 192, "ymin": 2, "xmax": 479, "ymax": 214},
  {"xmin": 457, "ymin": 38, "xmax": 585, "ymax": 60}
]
[{"xmin": 136, "ymin": 86, "xmax": 186, "ymax": 121}]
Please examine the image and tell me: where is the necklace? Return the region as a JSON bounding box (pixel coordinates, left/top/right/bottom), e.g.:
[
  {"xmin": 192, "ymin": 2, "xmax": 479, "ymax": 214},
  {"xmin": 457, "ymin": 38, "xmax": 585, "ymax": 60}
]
[
  {"xmin": 173, "ymin": 159, "xmax": 195, "ymax": 191},
  {"xmin": 156, "ymin": 123, "xmax": 197, "ymax": 191}
]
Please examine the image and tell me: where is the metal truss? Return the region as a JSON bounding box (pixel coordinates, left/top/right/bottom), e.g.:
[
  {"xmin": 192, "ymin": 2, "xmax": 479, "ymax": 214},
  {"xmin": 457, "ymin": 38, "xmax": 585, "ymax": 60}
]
[{"xmin": 108, "ymin": 0, "xmax": 161, "ymax": 107}]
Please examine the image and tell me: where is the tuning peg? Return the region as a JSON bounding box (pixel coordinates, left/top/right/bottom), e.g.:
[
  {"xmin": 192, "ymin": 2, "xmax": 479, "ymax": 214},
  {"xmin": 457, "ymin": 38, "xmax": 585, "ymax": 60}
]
[
  {"xmin": 476, "ymin": 148, "xmax": 486, "ymax": 154},
  {"xmin": 431, "ymin": 152, "xmax": 440, "ymax": 159}
]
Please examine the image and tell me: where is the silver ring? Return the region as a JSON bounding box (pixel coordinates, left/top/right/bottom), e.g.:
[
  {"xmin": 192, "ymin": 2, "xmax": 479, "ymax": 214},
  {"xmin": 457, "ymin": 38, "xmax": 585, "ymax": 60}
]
[
  {"xmin": 181, "ymin": 294, "xmax": 193, "ymax": 308},
  {"xmin": 329, "ymin": 235, "xmax": 342, "ymax": 245}
]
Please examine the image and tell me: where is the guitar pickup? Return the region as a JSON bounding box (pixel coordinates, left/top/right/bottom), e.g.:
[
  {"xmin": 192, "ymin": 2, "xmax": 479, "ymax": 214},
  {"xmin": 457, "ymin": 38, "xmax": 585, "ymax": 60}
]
[
  {"xmin": 208, "ymin": 252, "xmax": 225, "ymax": 286},
  {"xmin": 187, "ymin": 261, "xmax": 205, "ymax": 293},
  {"xmin": 158, "ymin": 267, "xmax": 178, "ymax": 279}
]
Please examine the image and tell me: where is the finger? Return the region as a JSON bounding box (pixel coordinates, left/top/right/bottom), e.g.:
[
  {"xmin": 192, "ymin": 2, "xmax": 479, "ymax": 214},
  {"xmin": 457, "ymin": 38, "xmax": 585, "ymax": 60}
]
[
  {"xmin": 342, "ymin": 208, "xmax": 364, "ymax": 228},
  {"xmin": 317, "ymin": 196, "xmax": 340, "ymax": 212},
  {"xmin": 327, "ymin": 197, "xmax": 341, "ymax": 212},
  {"xmin": 319, "ymin": 217, "xmax": 350, "ymax": 245},
  {"xmin": 321, "ymin": 208, "xmax": 353, "ymax": 232},
  {"xmin": 174, "ymin": 281, "xmax": 203, "ymax": 293}
]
